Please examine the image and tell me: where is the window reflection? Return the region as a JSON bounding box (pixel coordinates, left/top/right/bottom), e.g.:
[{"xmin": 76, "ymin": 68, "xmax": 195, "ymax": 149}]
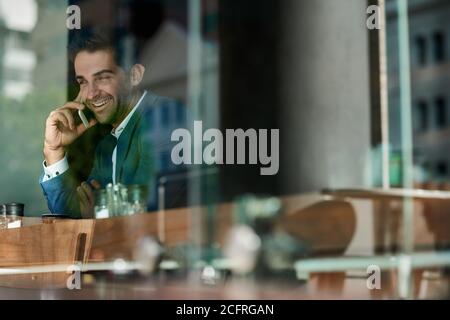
[{"xmin": 0, "ymin": 0, "xmax": 449, "ymax": 300}]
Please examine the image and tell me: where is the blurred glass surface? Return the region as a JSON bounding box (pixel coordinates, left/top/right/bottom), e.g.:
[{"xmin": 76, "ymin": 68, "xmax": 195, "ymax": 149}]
[{"xmin": 0, "ymin": 0, "xmax": 449, "ymax": 299}]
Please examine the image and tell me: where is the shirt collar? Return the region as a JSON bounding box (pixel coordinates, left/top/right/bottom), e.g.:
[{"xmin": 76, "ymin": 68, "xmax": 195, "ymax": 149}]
[{"xmin": 111, "ymin": 90, "xmax": 147, "ymax": 139}]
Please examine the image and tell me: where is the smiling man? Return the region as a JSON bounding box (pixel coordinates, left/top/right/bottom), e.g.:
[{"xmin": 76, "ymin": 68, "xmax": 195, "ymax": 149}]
[{"xmin": 39, "ymin": 29, "xmax": 184, "ymax": 218}]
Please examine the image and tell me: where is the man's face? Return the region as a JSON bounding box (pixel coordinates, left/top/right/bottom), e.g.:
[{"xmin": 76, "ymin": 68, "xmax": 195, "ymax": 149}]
[{"xmin": 74, "ymin": 49, "xmax": 131, "ymax": 125}]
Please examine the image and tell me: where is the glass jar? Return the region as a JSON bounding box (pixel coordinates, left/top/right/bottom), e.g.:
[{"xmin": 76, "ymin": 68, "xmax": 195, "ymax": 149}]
[
  {"xmin": 0, "ymin": 205, "xmax": 7, "ymax": 230},
  {"xmin": 94, "ymin": 190, "xmax": 109, "ymax": 219},
  {"xmin": 0, "ymin": 203, "xmax": 24, "ymax": 229},
  {"xmin": 128, "ymin": 185, "xmax": 148, "ymax": 214}
]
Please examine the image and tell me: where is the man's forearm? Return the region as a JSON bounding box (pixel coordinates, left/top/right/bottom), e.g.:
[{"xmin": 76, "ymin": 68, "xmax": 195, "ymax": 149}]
[{"xmin": 43, "ymin": 143, "xmax": 65, "ymax": 165}]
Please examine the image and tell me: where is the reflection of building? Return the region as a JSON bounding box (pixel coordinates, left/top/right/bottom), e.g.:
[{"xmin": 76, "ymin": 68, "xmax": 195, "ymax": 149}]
[
  {"xmin": 140, "ymin": 21, "xmax": 188, "ymax": 103},
  {"xmin": 30, "ymin": 0, "xmax": 67, "ymax": 93},
  {"xmin": 0, "ymin": 4, "xmax": 36, "ymax": 100},
  {"xmin": 387, "ymin": 0, "xmax": 450, "ymax": 182},
  {"xmin": 144, "ymin": 97, "xmax": 187, "ymax": 174}
]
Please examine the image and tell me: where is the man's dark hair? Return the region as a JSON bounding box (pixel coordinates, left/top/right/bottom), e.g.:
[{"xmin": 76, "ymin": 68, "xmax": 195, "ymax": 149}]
[{"xmin": 68, "ymin": 27, "xmax": 138, "ymax": 70}]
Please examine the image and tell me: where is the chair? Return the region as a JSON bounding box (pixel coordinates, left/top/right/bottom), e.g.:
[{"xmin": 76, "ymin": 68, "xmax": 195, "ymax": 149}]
[{"xmin": 279, "ymin": 199, "xmax": 357, "ymax": 294}]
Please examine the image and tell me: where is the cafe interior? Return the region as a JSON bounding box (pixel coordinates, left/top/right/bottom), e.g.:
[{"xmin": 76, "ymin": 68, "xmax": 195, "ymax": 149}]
[{"xmin": 0, "ymin": 0, "xmax": 450, "ymax": 299}]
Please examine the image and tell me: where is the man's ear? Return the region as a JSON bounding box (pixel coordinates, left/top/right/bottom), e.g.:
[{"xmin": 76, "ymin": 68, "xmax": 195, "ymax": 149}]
[{"xmin": 130, "ymin": 64, "xmax": 145, "ymax": 87}]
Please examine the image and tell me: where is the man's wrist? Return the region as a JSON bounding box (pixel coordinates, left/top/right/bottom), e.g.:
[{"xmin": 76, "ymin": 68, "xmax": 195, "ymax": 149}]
[{"xmin": 43, "ymin": 145, "xmax": 65, "ymax": 166}]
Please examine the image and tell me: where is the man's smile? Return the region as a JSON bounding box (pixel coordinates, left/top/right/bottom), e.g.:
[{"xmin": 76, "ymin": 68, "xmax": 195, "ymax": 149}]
[{"xmin": 90, "ymin": 96, "xmax": 113, "ymax": 109}]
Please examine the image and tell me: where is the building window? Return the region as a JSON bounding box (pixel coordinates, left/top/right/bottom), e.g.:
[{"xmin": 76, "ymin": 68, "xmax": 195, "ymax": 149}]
[
  {"xmin": 160, "ymin": 105, "xmax": 170, "ymax": 127},
  {"xmin": 435, "ymin": 96, "xmax": 447, "ymax": 128},
  {"xmin": 159, "ymin": 151, "xmax": 171, "ymax": 171},
  {"xmin": 147, "ymin": 108, "xmax": 154, "ymax": 128},
  {"xmin": 423, "ymin": 162, "xmax": 430, "ymax": 174},
  {"xmin": 417, "ymin": 100, "xmax": 428, "ymax": 131},
  {"xmin": 415, "ymin": 36, "xmax": 427, "ymax": 66},
  {"xmin": 436, "ymin": 161, "xmax": 448, "ymax": 176},
  {"xmin": 175, "ymin": 103, "xmax": 185, "ymax": 124},
  {"xmin": 433, "ymin": 32, "xmax": 446, "ymax": 63}
]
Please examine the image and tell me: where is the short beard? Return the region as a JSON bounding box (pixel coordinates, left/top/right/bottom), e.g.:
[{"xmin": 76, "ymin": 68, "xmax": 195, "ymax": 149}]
[{"xmin": 110, "ymin": 88, "xmax": 140, "ymax": 127}]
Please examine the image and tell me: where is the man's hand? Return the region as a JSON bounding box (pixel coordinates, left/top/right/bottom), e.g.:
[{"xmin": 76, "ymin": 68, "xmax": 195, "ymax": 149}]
[
  {"xmin": 43, "ymin": 93, "xmax": 97, "ymax": 165},
  {"xmin": 77, "ymin": 180, "xmax": 101, "ymax": 218}
]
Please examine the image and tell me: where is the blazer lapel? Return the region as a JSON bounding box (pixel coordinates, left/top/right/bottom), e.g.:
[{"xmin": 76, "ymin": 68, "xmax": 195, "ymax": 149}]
[
  {"xmin": 115, "ymin": 92, "xmax": 158, "ymax": 183},
  {"xmin": 115, "ymin": 110, "xmax": 141, "ymax": 184}
]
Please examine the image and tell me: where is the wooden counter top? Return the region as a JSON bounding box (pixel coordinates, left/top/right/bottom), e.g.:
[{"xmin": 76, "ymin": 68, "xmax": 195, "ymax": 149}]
[{"xmin": 2, "ymin": 192, "xmax": 438, "ymax": 291}]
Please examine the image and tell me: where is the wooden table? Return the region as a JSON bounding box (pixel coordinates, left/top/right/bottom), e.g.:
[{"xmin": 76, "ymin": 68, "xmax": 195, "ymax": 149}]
[
  {"xmin": 322, "ymin": 188, "xmax": 450, "ymax": 201},
  {"xmin": 0, "ymin": 276, "xmax": 378, "ymax": 300},
  {"xmin": 0, "ymin": 193, "xmax": 360, "ymax": 291},
  {"xmin": 322, "ymin": 187, "xmax": 450, "ymax": 252},
  {"xmin": 322, "ymin": 187, "xmax": 450, "ymax": 298}
]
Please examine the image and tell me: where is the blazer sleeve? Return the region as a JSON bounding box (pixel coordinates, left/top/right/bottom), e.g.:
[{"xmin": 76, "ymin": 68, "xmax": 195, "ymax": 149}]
[
  {"xmin": 39, "ymin": 169, "xmax": 82, "ymax": 218},
  {"xmin": 39, "ymin": 143, "xmax": 105, "ymax": 219}
]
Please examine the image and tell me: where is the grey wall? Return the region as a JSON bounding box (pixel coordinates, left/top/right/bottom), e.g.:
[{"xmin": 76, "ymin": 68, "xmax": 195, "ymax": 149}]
[{"xmin": 279, "ymin": 0, "xmax": 372, "ymax": 193}]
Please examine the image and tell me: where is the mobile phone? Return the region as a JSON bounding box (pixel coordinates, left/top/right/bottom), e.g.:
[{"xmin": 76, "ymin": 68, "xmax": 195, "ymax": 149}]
[{"xmin": 77, "ymin": 108, "xmax": 95, "ymax": 128}]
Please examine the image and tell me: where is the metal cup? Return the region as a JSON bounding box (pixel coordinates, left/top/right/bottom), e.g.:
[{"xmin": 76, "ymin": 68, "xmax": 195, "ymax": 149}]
[{"xmin": 1, "ymin": 203, "xmax": 24, "ymax": 217}]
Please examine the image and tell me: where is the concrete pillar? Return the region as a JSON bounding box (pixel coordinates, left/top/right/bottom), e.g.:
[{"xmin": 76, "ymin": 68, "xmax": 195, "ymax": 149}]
[{"xmin": 279, "ymin": 0, "xmax": 372, "ymax": 193}]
